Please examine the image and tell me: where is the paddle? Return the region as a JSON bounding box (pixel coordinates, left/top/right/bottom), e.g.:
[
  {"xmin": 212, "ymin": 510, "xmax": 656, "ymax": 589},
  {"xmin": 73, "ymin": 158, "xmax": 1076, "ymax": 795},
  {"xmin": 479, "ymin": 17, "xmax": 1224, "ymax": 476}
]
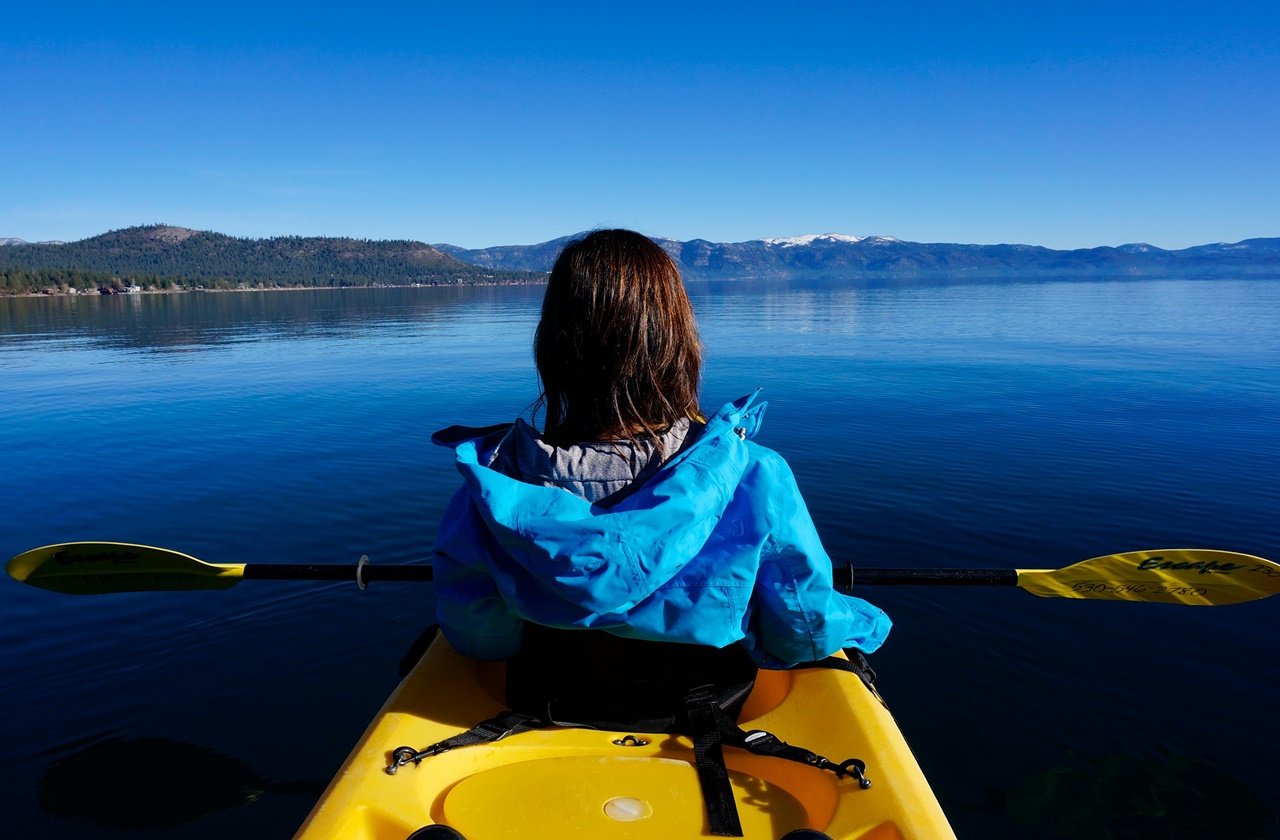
[{"xmin": 8, "ymin": 542, "xmax": 1278, "ymax": 605}]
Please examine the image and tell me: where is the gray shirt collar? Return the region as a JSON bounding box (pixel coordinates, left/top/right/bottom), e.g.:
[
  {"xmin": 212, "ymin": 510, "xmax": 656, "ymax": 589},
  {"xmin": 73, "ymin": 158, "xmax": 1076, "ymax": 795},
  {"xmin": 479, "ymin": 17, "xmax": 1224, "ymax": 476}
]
[{"xmin": 490, "ymin": 417, "xmax": 697, "ymax": 505}]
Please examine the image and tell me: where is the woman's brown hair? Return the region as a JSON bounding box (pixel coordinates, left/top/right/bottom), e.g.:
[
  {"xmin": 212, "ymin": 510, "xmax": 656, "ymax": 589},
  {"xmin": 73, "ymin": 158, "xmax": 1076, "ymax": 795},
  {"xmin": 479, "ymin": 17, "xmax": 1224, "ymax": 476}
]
[{"xmin": 535, "ymin": 229, "xmax": 701, "ymax": 446}]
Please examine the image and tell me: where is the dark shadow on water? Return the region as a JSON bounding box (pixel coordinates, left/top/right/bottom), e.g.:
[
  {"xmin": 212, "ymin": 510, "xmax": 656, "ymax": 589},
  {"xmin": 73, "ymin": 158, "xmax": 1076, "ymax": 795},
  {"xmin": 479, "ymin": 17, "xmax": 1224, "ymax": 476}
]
[
  {"xmin": 37, "ymin": 734, "xmax": 326, "ymax": 831},
  {"xmin": 990, "ymin": 750, "xmax": 1277, "ymax": 839},
  {"xmin": 398, "ymin": 624, "xmax": 439, "ymax": 677}
]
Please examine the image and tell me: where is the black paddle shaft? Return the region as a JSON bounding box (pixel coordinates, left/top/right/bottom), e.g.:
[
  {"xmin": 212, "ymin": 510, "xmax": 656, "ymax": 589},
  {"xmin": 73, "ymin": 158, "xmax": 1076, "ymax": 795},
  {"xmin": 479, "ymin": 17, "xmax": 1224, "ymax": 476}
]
[
  {"xmin": 241, "ymin": 563, "xmax": 435, "ymax": 583},
  {"xmin": 241, "ymin": 562, "xmax": 1016, "ymax": 588},
  {"xmin": 836, "ymin": 566, "xmax": 1019, "ymax": 587}
]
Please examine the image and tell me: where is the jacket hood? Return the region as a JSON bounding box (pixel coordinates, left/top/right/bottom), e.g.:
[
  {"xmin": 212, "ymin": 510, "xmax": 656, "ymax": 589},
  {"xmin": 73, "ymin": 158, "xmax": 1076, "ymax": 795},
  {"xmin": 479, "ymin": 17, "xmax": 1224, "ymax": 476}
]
[{"xmin": 433, "ymin": 393, "xmax": 768, "ymax": 615}]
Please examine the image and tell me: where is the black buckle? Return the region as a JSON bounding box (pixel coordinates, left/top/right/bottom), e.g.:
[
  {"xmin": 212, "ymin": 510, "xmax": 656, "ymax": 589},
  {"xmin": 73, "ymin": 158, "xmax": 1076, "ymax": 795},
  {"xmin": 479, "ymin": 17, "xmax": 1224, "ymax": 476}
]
[
  {"xmin": 683, "ymin": 684, "xmax": 719, "ymax": 708},
  {"xmin": 473, "ymin": 719, "xmax": 516, "ymax": 741},
  {"xmin": 742, "ymin": 729, "xmax": 782, "ymax": 750}
]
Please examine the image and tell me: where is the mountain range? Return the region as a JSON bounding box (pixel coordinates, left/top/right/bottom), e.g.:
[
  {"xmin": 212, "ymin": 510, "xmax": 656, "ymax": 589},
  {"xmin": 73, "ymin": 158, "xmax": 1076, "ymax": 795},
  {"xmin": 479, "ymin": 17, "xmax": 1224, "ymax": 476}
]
[
  {"xmin": 2, "ymin": 226, "xmax": 1278, "ymax": 295},
  {"xmin": 436, "ymin": 232, "xmax": 1280, "ymax": 280}
]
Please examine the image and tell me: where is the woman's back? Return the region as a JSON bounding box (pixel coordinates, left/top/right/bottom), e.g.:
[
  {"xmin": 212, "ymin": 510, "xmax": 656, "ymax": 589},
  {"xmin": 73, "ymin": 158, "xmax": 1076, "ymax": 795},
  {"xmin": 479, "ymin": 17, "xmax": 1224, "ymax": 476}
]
[{"xmin": 430, "ymin": 229, "xmax": 889, "ymax": 667}]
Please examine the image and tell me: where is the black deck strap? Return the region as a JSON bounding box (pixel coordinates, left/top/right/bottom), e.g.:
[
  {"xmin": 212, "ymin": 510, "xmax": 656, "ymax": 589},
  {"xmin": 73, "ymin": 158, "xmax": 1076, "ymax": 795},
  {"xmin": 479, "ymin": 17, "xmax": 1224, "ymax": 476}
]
[
  {"xmin": 790, "ymin": 651, "xmax": 885, "ymax": 706},
  {"xmin": 730, "ymin": 728, "xmax": 871, "ymax": 789},
  {"xmin": 685, "ymin": 686, "xmax": 745, "ymax": 837},
  {"xmin": 790, "ymin": 651, "xmax": 876, "ymax": 689},
  {"xmin": 386, "ymin": 710, "xmax": 548, "ymax": 774}
]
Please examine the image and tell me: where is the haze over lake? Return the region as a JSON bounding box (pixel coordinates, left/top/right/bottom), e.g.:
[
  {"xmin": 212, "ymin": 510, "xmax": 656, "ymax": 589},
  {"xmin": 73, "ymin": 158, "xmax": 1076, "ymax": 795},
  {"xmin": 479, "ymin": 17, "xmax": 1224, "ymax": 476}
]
[{"xmin": 1, "ymin": 276, "xmax": 1277, "ymax": 838}]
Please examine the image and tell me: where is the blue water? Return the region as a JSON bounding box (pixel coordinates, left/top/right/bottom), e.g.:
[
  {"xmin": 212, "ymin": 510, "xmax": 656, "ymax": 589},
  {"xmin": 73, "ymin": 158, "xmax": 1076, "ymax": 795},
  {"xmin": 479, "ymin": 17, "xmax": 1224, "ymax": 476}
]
[{"xmin": 1, "ymin": 279, "xmax": 1277, "ymax": 838}]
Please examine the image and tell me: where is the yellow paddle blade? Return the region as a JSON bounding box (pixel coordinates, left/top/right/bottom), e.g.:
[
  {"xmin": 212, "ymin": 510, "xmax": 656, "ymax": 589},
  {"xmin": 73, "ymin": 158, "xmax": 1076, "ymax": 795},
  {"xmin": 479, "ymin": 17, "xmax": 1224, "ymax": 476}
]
[
  {"xmin": 1017, "ymin": 549, "xmax": 1278, "ymax": 606},
  {"xmin": 7, "ymin": 542, "xmax": 246, "ymax": 595}
]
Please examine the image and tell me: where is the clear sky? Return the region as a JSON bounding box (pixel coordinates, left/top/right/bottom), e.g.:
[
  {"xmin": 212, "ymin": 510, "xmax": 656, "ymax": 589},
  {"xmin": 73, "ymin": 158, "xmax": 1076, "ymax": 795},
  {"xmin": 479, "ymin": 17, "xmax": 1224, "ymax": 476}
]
[{"xmin": 3, "ymin": 1, "xmax": 1277, "ymax": 249}]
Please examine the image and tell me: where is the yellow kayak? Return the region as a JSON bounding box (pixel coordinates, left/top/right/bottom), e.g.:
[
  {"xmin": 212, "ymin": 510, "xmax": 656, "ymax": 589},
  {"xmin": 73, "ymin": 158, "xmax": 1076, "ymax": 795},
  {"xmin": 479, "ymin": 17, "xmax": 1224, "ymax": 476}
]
[{"xmin": 296, "ymin": 638, "xmax": 955, "ymax": 839}]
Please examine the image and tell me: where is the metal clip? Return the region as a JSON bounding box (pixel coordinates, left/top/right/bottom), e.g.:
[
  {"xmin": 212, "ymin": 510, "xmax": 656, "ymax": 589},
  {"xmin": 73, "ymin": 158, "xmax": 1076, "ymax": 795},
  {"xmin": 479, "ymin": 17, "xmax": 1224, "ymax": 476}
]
[
  {"xmin": 836, "ymin": 758, "xmax": 872, "ymax": 789},
  {"xmin": 386, "ymin": 745, "xmax": 421, "ymax": 775},
  {"xmin": 612, "ymin": 734, "xmax": 649, "ymax": 747},
  {"xmin": 385, "ymin": 742, "xmax": 452, "ymax": 775}
]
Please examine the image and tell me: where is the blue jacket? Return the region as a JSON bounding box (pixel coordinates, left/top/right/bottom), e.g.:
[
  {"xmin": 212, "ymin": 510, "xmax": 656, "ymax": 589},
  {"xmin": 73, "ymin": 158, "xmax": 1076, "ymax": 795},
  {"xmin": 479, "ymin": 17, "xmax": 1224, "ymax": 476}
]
[{"xmin": 431, "ymin": 392, "xmax": 891, "ymax": 668}]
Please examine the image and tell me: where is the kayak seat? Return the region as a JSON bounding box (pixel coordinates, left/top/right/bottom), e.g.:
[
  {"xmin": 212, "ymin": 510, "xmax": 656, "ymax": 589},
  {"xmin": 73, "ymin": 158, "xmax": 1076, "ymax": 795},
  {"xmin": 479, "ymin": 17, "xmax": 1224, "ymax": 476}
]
[{"xmin": 504, "ymin": 624, "xmax": 761, "ymax": 730}]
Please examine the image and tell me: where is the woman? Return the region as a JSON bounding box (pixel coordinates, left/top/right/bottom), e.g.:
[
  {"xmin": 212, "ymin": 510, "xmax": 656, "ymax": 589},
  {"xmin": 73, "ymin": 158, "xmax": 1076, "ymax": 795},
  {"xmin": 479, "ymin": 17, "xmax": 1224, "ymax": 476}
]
[{"xmin": 430, "ymin": 229, "xmax": 890, "ymax": 671}]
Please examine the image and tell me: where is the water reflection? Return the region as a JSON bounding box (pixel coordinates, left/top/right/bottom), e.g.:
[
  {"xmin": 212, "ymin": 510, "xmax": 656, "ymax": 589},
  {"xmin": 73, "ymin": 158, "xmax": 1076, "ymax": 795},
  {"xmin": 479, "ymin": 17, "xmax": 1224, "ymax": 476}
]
[
  {"xmin": 689, "ymin": 276, "xmax": 1280, "ymax": 365},
  {"xmin": 1002, "ymin": 751, "xmax": 1272, "ymax": 839},
  {"xmin": 0, "ymin": 286, "xmax": 546, "ymax": 354}
]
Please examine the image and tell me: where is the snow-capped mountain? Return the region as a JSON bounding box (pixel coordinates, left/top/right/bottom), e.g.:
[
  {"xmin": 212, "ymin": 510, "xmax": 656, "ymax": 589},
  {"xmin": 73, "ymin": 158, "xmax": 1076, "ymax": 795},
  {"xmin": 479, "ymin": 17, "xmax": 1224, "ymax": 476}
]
[
  {"xmin": 2, "ymin": 237, "xmax": 66, "ymax": 246},
  {"xmin": 762, "ymin": 233, "xmax": 899, "ymax": 247}
]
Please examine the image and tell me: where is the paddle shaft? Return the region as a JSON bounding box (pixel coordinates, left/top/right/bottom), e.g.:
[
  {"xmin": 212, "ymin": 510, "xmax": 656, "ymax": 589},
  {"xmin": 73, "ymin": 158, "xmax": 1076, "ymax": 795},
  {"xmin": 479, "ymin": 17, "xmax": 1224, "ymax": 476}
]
[
  {"xmin": 243, "ymin": 563, "xmax": 435, "ymax": 583},
  {"xmin": 845, "ymin": 567, "xmax": 1018, "ymax": 586},
  {"xmin": 239, "ymin": 562, "xmax": 1018, "ymax": 587}
]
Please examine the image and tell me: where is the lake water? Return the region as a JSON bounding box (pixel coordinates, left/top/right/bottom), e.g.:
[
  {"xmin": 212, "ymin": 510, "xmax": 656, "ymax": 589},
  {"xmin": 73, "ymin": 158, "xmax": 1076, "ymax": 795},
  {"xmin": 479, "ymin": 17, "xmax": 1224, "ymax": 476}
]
[{"xmin": 1, "ymin": 278, "xmax": 1277, "ymax": 839}]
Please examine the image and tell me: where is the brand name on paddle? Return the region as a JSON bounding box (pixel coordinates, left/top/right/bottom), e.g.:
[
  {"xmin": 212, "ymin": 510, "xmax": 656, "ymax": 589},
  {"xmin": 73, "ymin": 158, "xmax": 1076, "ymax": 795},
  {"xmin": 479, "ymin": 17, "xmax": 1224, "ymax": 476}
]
[
  {"xmin": 53, "ymin": 548, "xmax": 140, "ymax": 567},
  {"xmin": 1135, "ymin": 556, "xmax": 1243, "ymax": 575}
]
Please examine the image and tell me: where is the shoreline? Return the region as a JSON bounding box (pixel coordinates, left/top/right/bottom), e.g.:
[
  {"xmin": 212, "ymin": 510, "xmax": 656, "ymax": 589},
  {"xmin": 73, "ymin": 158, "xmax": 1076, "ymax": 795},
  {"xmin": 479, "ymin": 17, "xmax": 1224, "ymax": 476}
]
[
  {"xmin": 3, "ymin": 279, "xmax": 549, "ymax": 299},
  {"xmin": 7, "ymin": 272, "xmax": 1280, "ymax": 300}
]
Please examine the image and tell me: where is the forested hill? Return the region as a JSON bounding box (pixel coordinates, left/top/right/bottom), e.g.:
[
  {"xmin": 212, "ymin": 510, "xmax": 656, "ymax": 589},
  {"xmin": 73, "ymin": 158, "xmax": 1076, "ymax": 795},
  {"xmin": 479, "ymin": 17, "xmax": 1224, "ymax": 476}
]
[{"xmin": 0, "ymin": 225, "xmax": 540, "ymax": 294}]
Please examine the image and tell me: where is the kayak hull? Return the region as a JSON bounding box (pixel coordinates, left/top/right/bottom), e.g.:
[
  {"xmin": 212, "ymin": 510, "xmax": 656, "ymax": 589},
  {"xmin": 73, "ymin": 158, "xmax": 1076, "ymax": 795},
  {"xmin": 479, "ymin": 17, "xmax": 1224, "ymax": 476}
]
[{"xmin": 296, "ymin": 639, "xmax": 955, "ymax": 839}]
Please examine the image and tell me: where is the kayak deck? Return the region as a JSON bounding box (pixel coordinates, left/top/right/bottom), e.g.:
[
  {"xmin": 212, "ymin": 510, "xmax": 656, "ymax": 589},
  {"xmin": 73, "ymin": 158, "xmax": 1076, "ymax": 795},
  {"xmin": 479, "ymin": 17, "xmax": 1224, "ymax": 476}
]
[{"xmin": 296, "ymin": 639, "xmax": 955, "ymax": 839}]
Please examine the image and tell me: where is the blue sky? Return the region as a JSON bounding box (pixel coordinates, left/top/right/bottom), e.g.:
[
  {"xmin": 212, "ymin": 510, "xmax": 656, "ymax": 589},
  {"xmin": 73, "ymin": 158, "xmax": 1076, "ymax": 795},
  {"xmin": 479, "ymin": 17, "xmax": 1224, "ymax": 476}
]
[{"xmin": 3, "ymin": 1, "xmax": 1277, "ymax": 249}]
